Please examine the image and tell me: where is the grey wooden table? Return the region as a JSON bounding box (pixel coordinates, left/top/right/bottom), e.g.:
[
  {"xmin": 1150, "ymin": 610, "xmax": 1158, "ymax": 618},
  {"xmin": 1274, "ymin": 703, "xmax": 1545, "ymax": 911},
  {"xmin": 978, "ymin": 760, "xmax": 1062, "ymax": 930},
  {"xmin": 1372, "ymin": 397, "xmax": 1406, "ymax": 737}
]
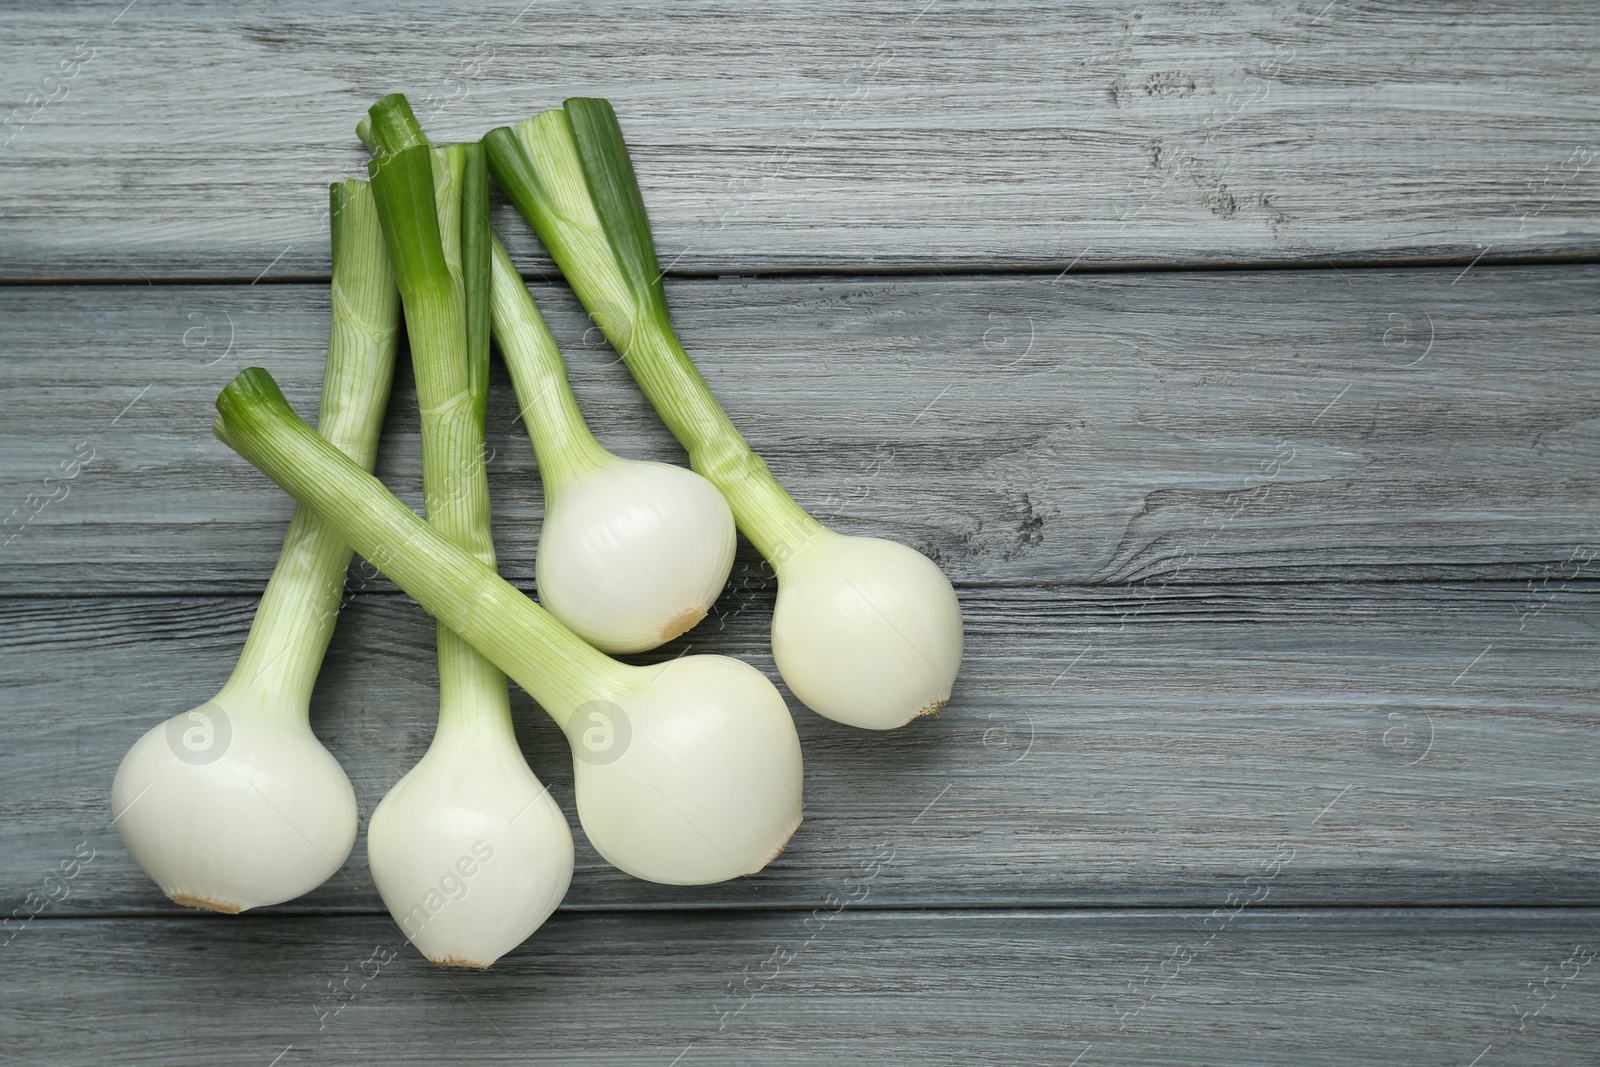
[{"xmin": 4, "ymin": 2, "xmax": 1599, "ymax": 1064}]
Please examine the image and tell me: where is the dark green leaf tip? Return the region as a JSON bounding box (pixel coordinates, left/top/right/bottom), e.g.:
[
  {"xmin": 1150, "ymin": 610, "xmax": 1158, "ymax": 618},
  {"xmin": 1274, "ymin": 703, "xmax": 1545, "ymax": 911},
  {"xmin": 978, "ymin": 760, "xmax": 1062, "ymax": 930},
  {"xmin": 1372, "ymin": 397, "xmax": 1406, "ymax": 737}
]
[
  {"xmin": 366, "ymin": 143, "xmax": 452, "ymax": 300},
  {"xmin": 459, "ymin": 141, "xmax": 493, "ymax": 410},
  {"xmin": 482, "ymin": 126, "xmax": 541, "ymax": 206},
  {"xmin": 328, "ymin": 182, "xmax": 347, "ymax": 276},
  {"xmin": 561, "ymin": 97, "xmax": 667, "ymax": 316}
]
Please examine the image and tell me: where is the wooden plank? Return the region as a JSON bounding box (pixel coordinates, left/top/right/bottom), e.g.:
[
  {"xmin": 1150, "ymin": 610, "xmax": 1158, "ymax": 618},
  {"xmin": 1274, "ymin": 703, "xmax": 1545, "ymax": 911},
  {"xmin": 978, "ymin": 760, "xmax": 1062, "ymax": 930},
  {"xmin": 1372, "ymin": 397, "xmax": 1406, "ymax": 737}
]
[
  {"xmin": 3, "ymin": 266, "xmax": 1598, "ymax": 593},
  {"xmin": 4, "ymin": 0, "xmax": 1598, "ymax": 280},
  {"xmin": 4, "ymin": 910, "xmax": 1596, "ymax": 1064},
  {"xmin": 4, "ymin": 582, "xmax": 1596, "ymax": 913}
]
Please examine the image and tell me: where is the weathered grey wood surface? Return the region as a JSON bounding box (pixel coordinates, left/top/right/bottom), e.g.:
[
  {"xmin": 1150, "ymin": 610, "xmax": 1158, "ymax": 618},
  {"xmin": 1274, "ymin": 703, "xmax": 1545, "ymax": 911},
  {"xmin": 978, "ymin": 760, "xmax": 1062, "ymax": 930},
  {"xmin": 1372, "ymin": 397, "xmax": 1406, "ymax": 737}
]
[
  {"xmin": 4, "ymin": 0, "xmax": 1600, "ymax": 280},
  {"xmin": 6, "ymin": 1, "xmax": 1599, "ymax": 1062},
  {"xmin": 5, "ymin": 910, "xmax": 1598, "ymax": 1065},
  {"xmin": 4, "ymin": 265, "xmax": 1598, "ymax": 593},
  {"xmin": 5, "ymin": 583, "xmax": 1599, "ymax": 912}
]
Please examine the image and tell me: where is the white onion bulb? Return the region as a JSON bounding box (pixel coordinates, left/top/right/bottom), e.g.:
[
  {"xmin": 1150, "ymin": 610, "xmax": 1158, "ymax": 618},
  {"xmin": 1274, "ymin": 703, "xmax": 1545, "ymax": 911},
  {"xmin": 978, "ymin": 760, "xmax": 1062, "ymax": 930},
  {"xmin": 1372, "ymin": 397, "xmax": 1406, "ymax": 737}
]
[
  {"xmin": 366, "ymin": 723, "xmax": 572, "ymax": 969},
  {"xmin": 111, "ymin": 695, "xmax": 357, "ymax": 913},
  {"xmin": 537, "ymin": 457, "xmax": 735, "ymax": 653},
  {"xmin": 569, "ymin": 655, "xmax": 803, "ymax": 884},
  {"xmin": 771, "ymin": 532, "xmax": 964, "ymax": 731}
]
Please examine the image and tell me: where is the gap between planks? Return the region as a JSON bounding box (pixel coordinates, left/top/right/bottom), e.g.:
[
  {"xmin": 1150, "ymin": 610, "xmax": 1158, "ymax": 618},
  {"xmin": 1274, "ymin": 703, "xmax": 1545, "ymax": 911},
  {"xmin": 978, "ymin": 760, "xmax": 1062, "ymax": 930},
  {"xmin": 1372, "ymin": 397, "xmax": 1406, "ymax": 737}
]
[{"xmin": 6, "ymin": 250, "xmax": 1600, "ymax": 288}]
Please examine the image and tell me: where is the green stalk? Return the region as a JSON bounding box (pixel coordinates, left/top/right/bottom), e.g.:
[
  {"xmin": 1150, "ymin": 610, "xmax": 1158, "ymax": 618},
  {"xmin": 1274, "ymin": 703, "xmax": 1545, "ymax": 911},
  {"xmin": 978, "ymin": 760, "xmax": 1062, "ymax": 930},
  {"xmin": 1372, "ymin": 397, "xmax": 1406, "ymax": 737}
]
[
  {"xmin": 363, "ymin": 93, "xmax": 430, "ymax": 157},
  {"xmin": 482, "ymin": 103, "xmax": 823, "ymax": 563},
  {"xmin": 366, "ymin": 96, "xmax": 506, "ymax": 742},
  {"xmin": 217, "ymin": 179, "xmax": 399, "ymax": 712},
  {"xmin": 214, "ymin": 367, "xmax": 629, "ymax": 720},
  {"xmin": 488, "ymin": 235, "xmax": 610, "ymax": 494}
]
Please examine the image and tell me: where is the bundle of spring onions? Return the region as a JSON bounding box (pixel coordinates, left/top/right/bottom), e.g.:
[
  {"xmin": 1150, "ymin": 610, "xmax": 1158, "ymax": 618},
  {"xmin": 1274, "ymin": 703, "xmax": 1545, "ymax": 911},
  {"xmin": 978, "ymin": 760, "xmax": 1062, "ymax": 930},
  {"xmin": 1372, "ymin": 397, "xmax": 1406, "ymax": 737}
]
[{"xmin": 113, "ymin": 94, "xmax": 963, "ymax": 969}]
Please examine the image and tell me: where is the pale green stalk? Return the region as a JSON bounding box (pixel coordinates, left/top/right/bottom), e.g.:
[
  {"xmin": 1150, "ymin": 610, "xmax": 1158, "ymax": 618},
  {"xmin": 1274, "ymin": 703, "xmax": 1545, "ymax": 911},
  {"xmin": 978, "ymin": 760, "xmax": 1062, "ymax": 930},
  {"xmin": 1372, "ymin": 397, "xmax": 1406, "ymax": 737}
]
[
  {"xmin": 487, "ymin": 235, "xmax": 610, "ymax": 495},
  {"xmin": 217, "ymin": 179, "xmax": 399, "ymax": 712}
]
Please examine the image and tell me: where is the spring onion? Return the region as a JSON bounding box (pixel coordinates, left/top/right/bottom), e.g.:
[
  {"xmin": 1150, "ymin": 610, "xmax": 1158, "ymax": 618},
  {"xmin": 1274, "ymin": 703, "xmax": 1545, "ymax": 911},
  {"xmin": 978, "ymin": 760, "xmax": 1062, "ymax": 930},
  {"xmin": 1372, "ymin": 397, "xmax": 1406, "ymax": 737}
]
[
  {"xmin": 110, "ymin": 179, "xmax": 399, "ymax": 913},
  {"xmin": 489, "ymin": 235, "xmax": 735, "ymax": 653},
  {"xmin": 483, "ymin": 100, "xmax": 964, "ymax": 730},
  {"xmin": 213, "ymin": 365, "xmax": 805, "ymax": 886},
  {"xmin": 361, "ymin": 102, "xmax": 573, "ymax": 968}
]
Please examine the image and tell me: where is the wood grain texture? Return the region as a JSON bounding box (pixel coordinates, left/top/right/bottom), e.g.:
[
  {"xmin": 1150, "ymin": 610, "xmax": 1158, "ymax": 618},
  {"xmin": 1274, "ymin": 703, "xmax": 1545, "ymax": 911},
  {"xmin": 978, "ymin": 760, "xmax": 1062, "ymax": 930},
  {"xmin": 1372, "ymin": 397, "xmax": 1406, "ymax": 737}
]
[
  {"xmin": 3, "ymin": 266, "xmax": 1598, "ymax": 594},
  {"xmin": 5, "ymin": 582, "xmax": 1596, "ymax": 913},
  {"xmin": 4, "ymin": 910, "xmax": 1597, "ymax": 1065},
  {"xmin": 7, "ymin": 4, "xmax": 1599, "ymax": 1058},
  {"xmin": 4, "ymin": 0, "xmax": 1599, "ymax": 280}
]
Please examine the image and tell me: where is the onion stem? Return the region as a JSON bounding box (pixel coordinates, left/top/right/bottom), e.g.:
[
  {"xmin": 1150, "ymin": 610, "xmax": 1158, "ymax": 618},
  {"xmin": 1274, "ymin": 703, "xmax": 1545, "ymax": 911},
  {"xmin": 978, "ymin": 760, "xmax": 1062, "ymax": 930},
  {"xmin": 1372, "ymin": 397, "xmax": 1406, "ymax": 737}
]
[
  {"xmin": 488, "ymin": 235, "xmax": 610, "ymax": 494},
  {"xmin": 217, "ymin": 178, "xmax": 399, "ymax": 713}
]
